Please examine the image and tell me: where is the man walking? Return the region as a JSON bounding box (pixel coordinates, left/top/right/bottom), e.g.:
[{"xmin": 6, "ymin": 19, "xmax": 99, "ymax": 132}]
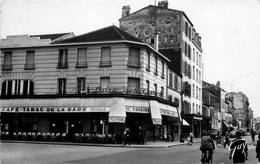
[{"xmin": 229, "ymin": 131, "xmax": 248, "ymax": 164}]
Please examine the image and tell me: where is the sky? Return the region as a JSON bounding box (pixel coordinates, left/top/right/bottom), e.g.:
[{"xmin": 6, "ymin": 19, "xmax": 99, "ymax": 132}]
[{"xmin": 0, "ymin": 0, "xmax": 260, "ymax": 116}]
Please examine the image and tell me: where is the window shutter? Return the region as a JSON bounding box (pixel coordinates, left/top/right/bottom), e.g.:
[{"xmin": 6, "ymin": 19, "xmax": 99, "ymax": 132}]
[
  {"xmin": 129, "ymin": 47, "xmax": 140, "ymax": 65},
  {"xmin": 101, "ymin": 47, "xmax": 111, "ymax": 62},
  {"xmin": 77, "ymin": 48, "xmax": 87, "ymax": 63}
]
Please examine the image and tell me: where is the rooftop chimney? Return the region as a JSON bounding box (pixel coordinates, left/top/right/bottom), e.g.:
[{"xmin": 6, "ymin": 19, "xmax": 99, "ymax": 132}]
[
  {"xmin": 216, "ymin": 81, "xmax": 220, "ymax": 87},
  {"xmin": 154, "ymin": 31, "xmax": 159, "ymax": 51},
  {"xmin": 158, "ymin": 0, "xmax": 168, "ymax": 8},
  {"xmin": 122, "ymin": 5, "xmax": 130, "ymax": 18}
]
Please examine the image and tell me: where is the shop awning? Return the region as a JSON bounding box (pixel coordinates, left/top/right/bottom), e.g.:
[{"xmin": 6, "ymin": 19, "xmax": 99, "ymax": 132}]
[
  {"xmin": 183, "ymin": 119, "xmax": 190, "ymax": 126},
  {"xmin": 108, "ymin": 97, "xmax": 126, "ymax": 123},
  {"xmin": 149, "ymin": 100, "xmax": 162, "ymax": 125}
]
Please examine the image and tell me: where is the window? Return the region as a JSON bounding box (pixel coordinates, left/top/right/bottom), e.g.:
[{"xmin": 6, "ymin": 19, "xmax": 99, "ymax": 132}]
[
  {"xmin": 128, "ymin": 47, "xmax": 140, "ymax": 67},
  {"xmin": 196, "ymin": 52, "xmax": 198, "ymax": 65},
  {"xmin": 169, "ymin": 73, "xmax": 173, "ymax": 88},
  {"xmin": 174, "ymin": 75, "xmax": 178, "ymax": 90},
  {"xmin": 185, "ymin": 22, "xmax": 188, "ymax": 36},
  {"xmin": 146, "ymin": 52, "xmax": 151, "ymax": 71},
  {"xmin": 199, "ymin": 54, "xmax": 201, "ymax": 67},
  {"xmin": 160, "ymin": 87, "xmax": 164, "ymax": 98},
  {"xmin": 2, "ymin": 51, "xmax": 12, "ymax": 70},
  {"xmin": 146, "ymin": 80, "xmax": 150, "ymax": 95},
  {"xmin": 154, "ymin": 57, "xmax": 158, "ymax": 75},
  {"xmin": 196, "ymin": 69, "xmax": 198, "ymax": 82},
  {"xmin": 100, "ymin": 77, "xmax": 110, "ymax": 89},
  {"xmin": 184, "ymin": 42, "xmax": 187, "ymax": 56},
  {"xmin": 25, "ymin": 51, "xmax": 35, "ymax": 69},
  {"xmin": 161, "ymin": 61, "xmax": 165, "ymax": 78},
  {"xmin": 188, "ymin": 64, "xmax": 191, "ymax": 79},
  {"xmin": 199, "ymin": 71, "xmax": 201, "ymax": 83},
  {"xmin": 192, "ymin": 103, "xmax": 195, "ymax": 114},
  {"xmin": 193, "ymin": 49, "xmax": 195, "ymax": 61},
  {"xmin": 77, "ymin": 77, "xmax": 86, "ymax": 94},
  {"xmin": 127, "ymin": 77, "xmax": 140, "ymax": 94},
  {"xmin": 184, "ymin": 62, "xmax": 187, "ymax": 76},
  {"xmin": 193, "ymin": 66, "xmax": 195, "ymax": 79},
  {"xmin": 58, "ymin": 78, "xmax": 66, "ymax": 95},
  {"xmin": 192, "ymin": 84, "xmax": 195, "ymax": 98},
  {"xmin": 1, "ymin": 80, "xmax": 34, "ymax": 96},
  {"xmin": 188, "ymin": 45, "xmax": 191, "ymax": 59},
  {"xmin": 58, "ymin": 49, "xmax": 68, "ymax": 68},
  {"xmin": 76, "ymin": 48, "xmax": 87, "ymax": 67},
  {"xmin": 188, "ymin": 27, "xmax": 191, "ymax": 39},
  {"xmin": 196, "ymin": 86, "xmax": 198, "ymax": 99},
  {"xmin": 100, "ymin": 47, "xmax": 111, "ymax": 66},
  {"xmin": 154, "ymin": 83, "xmax": 157, "ymax": 97}
]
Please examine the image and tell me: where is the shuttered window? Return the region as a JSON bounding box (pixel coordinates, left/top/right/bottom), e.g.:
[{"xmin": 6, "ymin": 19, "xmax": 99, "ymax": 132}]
[
  {"xmin": 77, "ymin": 77, "xmax": 86, "ymax": 94},
  {"xmin": 58, "ymin": 78, "xmax": 66, "ymax": 95},
  {"xmin": 128, "ymin": 47, "xmax": 140, "ymax": 67},
  {"xmin": 58, "ymin": 49, "xmax": 68, "ymax": 68},
  {"xmin": 100, "ymin": 77, "xmax": 110, "ymax": 88},
  {"xmin": 3, "ymin": 51, "xmax": 12, "ymax": 70},
  {"xmin": 100, "ymin": 47, "xmax": 111, "ymax": 66},
  {"xmin": 127, "ymin": 77, "xmax": 140, "ymax": 94},
  {"xmin": 77, "ymin": 48, "xmax": 87, "ymax": 67},
  {"xmin": 25, "ymin": 51, "xmax": 35, "ymax": 69}
]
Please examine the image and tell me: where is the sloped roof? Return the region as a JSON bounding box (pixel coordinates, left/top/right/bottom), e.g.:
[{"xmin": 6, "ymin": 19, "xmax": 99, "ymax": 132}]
[
  {"xmin": 30, "ymin": 32, "xmax": 73, "ymax": 41},
  {"xmin": 54, "ymin": 25, "xmax": 143, "ymax": 44}
]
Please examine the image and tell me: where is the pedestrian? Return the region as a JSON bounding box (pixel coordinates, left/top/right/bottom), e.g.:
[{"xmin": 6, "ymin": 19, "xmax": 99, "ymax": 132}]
[
  {"xmin": 189, "ymin": 131, "xmax": 193, "ymax": 143},
  {"xmin": 123, "ymin": 127, "xmax": 131, "ymax": 146},
  {"xmin": 137, "ymin": 126, "xmax": 144, "ymax": 145},
  {"xmin": 223, "ymin": 132, "xmax": 230, "ymax": 148},
  {"xmin": 229, "ymin": 131, "xmax": 248, "ymax": 164},
  {"xmin": 255, "ymin": 134, "xmax": 260, "ymax": 162},
  {"xmin": 251, "ymin": 129, "xmax": 255, "ymax": 142}
]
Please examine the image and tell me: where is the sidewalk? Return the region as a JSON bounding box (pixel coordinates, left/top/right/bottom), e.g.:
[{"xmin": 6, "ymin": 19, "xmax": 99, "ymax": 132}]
[{"xmin": 1, "ymin": 138, "xmax": 200, "ymax": 148}]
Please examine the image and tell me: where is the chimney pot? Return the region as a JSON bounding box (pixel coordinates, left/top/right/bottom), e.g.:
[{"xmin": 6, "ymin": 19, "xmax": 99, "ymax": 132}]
[{"xmin": 122, "ymin": 5, "xmax": 130, "ymax": 18}]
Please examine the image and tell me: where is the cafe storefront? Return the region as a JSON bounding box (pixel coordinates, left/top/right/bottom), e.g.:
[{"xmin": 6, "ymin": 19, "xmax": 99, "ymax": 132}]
[{"xmin": 1, "ymin": 96, "xmax": 181, "ymax": 143}]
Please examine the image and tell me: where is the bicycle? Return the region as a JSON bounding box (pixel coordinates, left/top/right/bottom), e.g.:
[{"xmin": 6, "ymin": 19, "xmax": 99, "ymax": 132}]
[
  {"xmin": 201, "ymin": 150, "xmax": 212, "ymax": 164},
  {"xmin": 216, "ymin": 136, "xmax": 224, "ymax": 148}
]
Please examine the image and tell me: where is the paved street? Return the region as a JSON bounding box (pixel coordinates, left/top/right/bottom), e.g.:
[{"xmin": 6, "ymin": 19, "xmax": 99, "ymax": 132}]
[{"xmin": 1, "ymin": 136, "xmax": 259, "ymax": 164}]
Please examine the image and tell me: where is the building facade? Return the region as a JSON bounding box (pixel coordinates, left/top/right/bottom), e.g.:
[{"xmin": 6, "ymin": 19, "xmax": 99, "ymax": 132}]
[
  {"xmin": 226, "ymin": 91, "xmax": 250, "ymax": 132},
  {"xmin": 119, "ymin": 1, "xmax": 203, "ymax": 138},
  {"xmin": 0, "ymin": 26, "xmax": 182, "ymax": 143}
]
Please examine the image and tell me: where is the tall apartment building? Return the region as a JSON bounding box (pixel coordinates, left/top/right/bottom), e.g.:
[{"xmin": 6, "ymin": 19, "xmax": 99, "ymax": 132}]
[
  {"xmin": 119, "ymin": 1, "xmax": 203, "ymax": 138},
  {"xmin": 0, "ymin": 25, "xmax": 182, "ymax": 142}
]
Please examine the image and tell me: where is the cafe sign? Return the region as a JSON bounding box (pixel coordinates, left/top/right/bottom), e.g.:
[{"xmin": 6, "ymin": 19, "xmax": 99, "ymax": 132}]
[
  {"xmin": 0, "ymin": 107, "xmax": 110, "ymax": 113},
  {"xmin": 126, "ymin": 106, "xmax": 150, "ymax": 113}
]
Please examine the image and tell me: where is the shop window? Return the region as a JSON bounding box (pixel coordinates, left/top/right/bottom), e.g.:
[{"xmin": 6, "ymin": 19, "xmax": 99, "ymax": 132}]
[
  {"xmin": 1, "ymin": 80, "xmax": 34, "ymax": 96},
  {"xmin": 100, "ymin": 47, "xmax": 111, "ymax": 66},
  {"xmin": 25, "ymin": 50, "xmax": 35, "ymax": 70},
  {"xmin": 127, "ymin": 77, "xmax": 140, "ymax": 94},
  {"xmin": 77, "ymin": 77, "xmax": 86, "ymax": 94},
  {"xmin": 58, "ymin": 49, "xmax": 68, "ymax": 68},
  {"xmin": 128, "ymin": 47, "xmax": 140, "ymax": 67},
  {"xmin": 58, "ymin": 78, "xmax": 66, "ymax": 95},
  {"xmin": 2, "ymin": 51, "xmax": 12, "ymax": 70},
  {"xmin": 76, "ymin": 48, "xmax": 87, "ymax": 68}
]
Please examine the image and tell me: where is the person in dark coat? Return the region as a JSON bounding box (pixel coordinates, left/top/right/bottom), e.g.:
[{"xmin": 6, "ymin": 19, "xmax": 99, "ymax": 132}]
[
  {"xmin": 137, "ymin": 126, "xmax": 144, "ymax": 145},
  {"xmin": 251, "ymin": 129, "xmax": 255, "ymax": 142},
  {"xmin": 223, "ymin": 132, "xmax": 230, "ymax": 148},
  {"xmin": 123, "ymin": 127, "xmax": 131, "ymax": 146},
  {"xmin": 255, "ymin": 134, "xmax": 260, "ymax": 162}
]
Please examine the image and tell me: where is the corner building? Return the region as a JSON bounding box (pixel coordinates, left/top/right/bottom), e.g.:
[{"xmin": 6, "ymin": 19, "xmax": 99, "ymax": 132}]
[
  {"xmin": 0, "ymin": 26, "xmax": 182, "ymax": 143},
  {"xmin": 119, "ymin": 1, "xmax": 203, "ymax": 138}
]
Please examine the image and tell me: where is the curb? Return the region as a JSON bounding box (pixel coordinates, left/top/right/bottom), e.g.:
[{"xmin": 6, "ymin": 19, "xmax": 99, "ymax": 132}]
[{"xmin": 1, "ymin": 140, "xmax": 200, "ymax": 148}]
